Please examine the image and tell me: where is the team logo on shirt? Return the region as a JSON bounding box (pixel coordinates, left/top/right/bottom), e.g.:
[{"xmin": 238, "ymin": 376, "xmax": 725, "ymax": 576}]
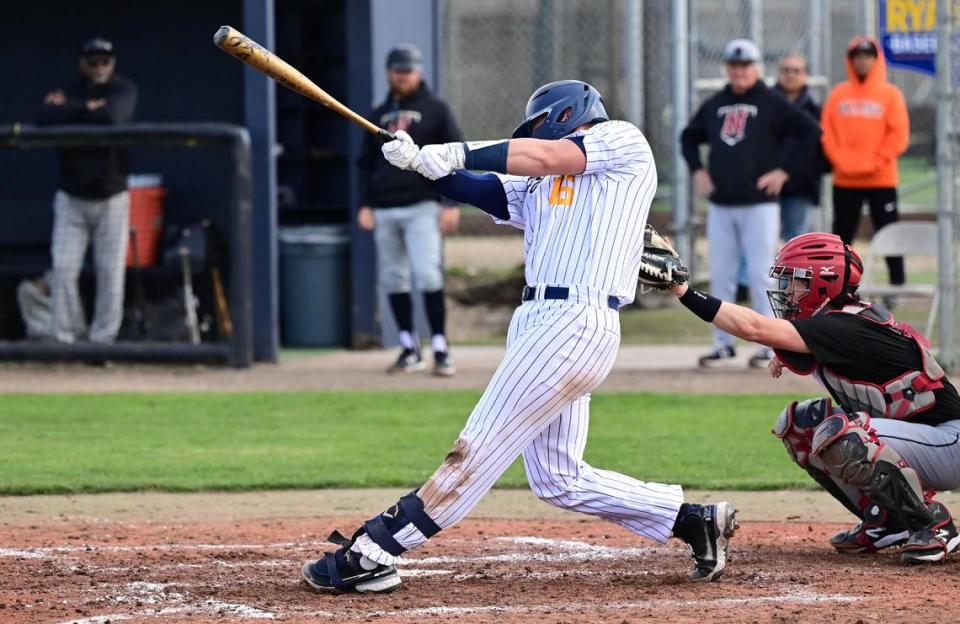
[
  {"xmin": 838, "ymin": 99, "xmax": 884, "ymax": 119},
  {"xmin": 716, "ymin": 104, "xmax": 758, "ymax": 146},
  {"xmin": 380, "ymin": 110, "xmax": 423, "ymax": 133}
]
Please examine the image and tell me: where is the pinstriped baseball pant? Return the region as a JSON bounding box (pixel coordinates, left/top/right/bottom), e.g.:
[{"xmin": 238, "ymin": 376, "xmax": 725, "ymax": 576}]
[{"xmin": 388, "ymin": 296, "xmax": 685, "ymax": 551}]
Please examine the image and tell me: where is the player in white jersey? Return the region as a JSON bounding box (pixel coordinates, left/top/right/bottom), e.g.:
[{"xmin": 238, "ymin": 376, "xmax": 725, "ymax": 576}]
[{"xmin": 301, "ymin": 80, "xmax": 738, "ymax": 594}]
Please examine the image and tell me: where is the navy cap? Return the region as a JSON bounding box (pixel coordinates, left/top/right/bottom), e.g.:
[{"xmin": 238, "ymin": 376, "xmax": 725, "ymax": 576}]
[
  {"xmin": 386, "ymin": 44, "xmax": 423, "ymax": 72},
  {"xmin": 848, "ymin": 39, "xmax": 878, "ymax": 57},
  {"xmin": 80, "ymin": 37, "xmax": 115, "ymax": 57},
  {"xmin": 723, "ymin": 38, "xmax": 761, "ymax": 64}
]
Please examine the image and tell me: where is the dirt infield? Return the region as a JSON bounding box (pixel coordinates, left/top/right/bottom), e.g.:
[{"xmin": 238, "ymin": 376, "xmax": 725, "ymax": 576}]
[{"xmin": 3, "ymin": 490, "xmax": 960, "ymax": 623}]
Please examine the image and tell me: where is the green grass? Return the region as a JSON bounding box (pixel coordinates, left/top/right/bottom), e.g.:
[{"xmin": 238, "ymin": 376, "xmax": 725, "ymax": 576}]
[{"xmin": 0, "ymin": 392, "xmax": 813, "ymax": 495}]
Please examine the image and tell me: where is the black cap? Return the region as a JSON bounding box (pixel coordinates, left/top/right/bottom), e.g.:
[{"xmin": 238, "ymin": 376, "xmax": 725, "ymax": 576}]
[
  {"xmin": 848, "ymin": 39, "xmax": 877, "ymax": 57},
  {"xmin": 386, "ymin": 44, "xmax": 422, "ymax": 72},
  {"xmin": 80, "ymin": 37, "xmax": 115, "ymax": 57}
]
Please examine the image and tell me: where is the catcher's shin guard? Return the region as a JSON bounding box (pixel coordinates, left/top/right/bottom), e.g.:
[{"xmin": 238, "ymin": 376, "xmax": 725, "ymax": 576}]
[
  {"xmin": 811, "ymin": 412, "xmax": 956, "ymax": 562},
  {"xmin": 773, "ymin": 398, "xmax": 832, "ymax": 468}
]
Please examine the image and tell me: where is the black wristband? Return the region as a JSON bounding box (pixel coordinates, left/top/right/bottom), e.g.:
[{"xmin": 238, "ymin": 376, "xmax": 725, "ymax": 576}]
[{"xmin": 679, "ymin": 287, "xmax": 722, "ymax": 323}]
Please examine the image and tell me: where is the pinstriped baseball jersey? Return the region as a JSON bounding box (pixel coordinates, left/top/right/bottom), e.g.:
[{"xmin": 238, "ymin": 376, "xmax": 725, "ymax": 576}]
[
  {"xmin": 349, "ymin": 120, "xmax": 684, "ymax": 568},
  {"xmin": 496, "ymin": 120, "xmax": 657, "ymax": 305}
]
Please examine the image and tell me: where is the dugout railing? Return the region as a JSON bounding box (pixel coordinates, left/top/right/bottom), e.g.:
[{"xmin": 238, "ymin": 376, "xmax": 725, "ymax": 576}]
[{"xmin": 0, "ymin": 123, "xmax": 253, "ymax": 368}]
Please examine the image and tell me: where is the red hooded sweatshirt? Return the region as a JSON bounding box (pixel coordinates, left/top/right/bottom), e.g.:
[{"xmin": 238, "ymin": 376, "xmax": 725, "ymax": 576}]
[{"xmin": 821, "ymin": 36, "xmax": 910, "ymax": 188}]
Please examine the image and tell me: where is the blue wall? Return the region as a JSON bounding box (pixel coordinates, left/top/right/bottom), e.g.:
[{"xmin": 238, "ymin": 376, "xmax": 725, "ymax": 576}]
[{"xmin": 0, "ymin": 0, "xmax": 246, "ymax": 254}]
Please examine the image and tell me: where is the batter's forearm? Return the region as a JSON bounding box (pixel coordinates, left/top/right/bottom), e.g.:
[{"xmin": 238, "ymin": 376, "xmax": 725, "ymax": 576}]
[{"xmin": 503, "ymin": 138, "xmax": 586, "ymax": 176}]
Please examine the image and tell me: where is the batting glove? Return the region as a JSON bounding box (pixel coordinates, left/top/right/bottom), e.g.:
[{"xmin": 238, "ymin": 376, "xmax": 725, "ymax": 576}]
[
  {"xmin": 416, "ymin": 142, "xmax": 466, "ymax": 180},
  {"xmin": 381, "ymin": 130, "xmax": 420, "ymax": 171}
]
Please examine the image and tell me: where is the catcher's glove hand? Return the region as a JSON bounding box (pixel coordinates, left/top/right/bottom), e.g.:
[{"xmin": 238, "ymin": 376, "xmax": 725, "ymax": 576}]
[{"xmin": 638, "ymin": 224, "xmax": 689, "ymax": 290}]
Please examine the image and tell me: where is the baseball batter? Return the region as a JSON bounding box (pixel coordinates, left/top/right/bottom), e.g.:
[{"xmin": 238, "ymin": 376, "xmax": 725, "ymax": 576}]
[
  {"xmin": 669, "ymin": 233, "xmax": 960, "ymax": 564},
  {"xmin": 301, "ymin": 80, "xmax": 737, "ymax": 594}
]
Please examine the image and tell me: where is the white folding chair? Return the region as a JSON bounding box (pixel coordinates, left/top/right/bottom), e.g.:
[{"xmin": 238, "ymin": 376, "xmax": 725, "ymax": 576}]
[{"xmin": 857, "ymin": 221, "xmax": 939, "ymax": 337}]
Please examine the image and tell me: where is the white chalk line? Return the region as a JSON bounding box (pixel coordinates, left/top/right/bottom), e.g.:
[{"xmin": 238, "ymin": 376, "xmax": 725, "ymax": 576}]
[
  {"xmin": 0, "ymin": 540, "xmax": 326, "ymax": 558},
  {"xmin": 288, "ymin": 587, "xmax": 859, "ymax": 620}
]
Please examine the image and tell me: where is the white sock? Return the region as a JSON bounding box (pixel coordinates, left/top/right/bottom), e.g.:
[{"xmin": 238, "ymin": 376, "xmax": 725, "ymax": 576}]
[
  {"xmin": 432, "ymin": 334, "xmax": 448, "ymax": 354},
  {"xmin": 398, "ymin": 331, "xmax": 415, "ymax": 350}
]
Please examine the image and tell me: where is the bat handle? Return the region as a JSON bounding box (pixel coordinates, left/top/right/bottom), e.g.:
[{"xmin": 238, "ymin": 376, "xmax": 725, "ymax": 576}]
[{"xmin": 377, "ymin": 129, "xmax": 396, "ymax": 143}]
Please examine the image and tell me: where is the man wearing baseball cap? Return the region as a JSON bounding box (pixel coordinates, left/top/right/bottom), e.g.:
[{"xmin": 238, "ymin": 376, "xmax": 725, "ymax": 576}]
[
  {"xmin": 36, "ymin": 38, "xmax": 138, "ymax": 344},
  {"xmin": 821, "ymin": 36, "xmax": 909, "ymax": 294},
  {"xmin": 357, "ymin": 44, "xmax": 463, "ymax": 376},
  {"xmin": 681, "ymin": 38, "xmax": 820, "ymax": 369}
]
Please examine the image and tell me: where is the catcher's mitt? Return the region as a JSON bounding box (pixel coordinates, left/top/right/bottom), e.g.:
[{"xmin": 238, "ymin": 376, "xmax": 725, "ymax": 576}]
[{"xmin": 638, "ymin": 224, "xmax": 689, "ymax": 290}]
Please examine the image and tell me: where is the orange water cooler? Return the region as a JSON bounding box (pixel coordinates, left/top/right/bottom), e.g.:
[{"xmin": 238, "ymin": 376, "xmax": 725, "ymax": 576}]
[{"xmin": 126, "ymin": 174, "xmax": 166, "ymax": 267}]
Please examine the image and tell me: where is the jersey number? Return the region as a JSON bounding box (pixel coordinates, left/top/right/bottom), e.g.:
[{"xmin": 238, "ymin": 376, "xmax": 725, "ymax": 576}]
[{"xmin": 549, "ymin": 175, "xmax": 576, "ymax": 206}]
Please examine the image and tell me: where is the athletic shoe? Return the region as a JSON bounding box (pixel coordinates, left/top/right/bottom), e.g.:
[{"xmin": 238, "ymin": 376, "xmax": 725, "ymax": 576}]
[
  {"xmin": 302, "ymin": 533, "xmax": 401, "ymax": 594},
  {"xmin": 698, "ymin": 345, "xmax": 737, "ymax": 368},
  {"xmin": 387, "ymin": 348, "xmax": 425, "ymax": 374},
  {"xmin": 747, "ymin": 347, "xmax": 773, "ymax": 369},
  {"xmin": 831, "ymin": 505, "xmax": 909, "ymax": 554},
  {"xmin": 433, "ymin": 351, "xmax": 456, "ymax": 377},
  {"xmin": 677, "ymin": 501, "xmax": 739, "ymax": 581},
  {"xmin": 901, "ymin": 502, "xmax": 960, "ymax": 564}
]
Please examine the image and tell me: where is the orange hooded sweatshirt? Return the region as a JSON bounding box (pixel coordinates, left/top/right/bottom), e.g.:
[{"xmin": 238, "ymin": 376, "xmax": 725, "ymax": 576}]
[{"xmin": 821, "ymin": 36, "xmax": 910, "ymax": 188}]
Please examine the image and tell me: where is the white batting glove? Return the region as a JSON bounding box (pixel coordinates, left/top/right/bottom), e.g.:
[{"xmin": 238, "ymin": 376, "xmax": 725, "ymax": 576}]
[
  {"xmin": 416, "ymin": 142, "xmax": 466, "ymax": 180},
  {"xmin": 381, "ymin": 130, "xmax": 420, "ymax": 171}
]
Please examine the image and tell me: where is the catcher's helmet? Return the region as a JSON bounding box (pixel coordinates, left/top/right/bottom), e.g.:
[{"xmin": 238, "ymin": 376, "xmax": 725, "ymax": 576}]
[
  {"xmin": 767, "ymin": 233, "xmax": 864, "ymax": 320},
  {"xmin": 512, "ymin": 80, "xmax": 608, "ymax": 140}
]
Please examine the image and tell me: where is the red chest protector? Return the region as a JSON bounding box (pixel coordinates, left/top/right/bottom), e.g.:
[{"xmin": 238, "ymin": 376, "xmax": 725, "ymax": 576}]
[{"xmin": 775, "ymin": 304, "xmax": 945, "ymax": 420}]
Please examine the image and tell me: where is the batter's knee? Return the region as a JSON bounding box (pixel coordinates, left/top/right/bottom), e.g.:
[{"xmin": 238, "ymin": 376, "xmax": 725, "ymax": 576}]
[{"xmin": 523, "ymin": 456, "xmax": 578, "ymax": 508}]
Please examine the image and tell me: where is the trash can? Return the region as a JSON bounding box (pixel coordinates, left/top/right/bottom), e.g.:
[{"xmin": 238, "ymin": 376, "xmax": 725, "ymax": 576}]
[{"xmin": 279, "ymin": 225, "xmax": 350, "ymax": 347}]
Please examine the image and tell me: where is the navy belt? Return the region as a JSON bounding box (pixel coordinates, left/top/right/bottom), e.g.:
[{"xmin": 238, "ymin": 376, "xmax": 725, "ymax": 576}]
[{"xmin": 521, "ymin": 285, "xmax": 620, "ymax": 310}]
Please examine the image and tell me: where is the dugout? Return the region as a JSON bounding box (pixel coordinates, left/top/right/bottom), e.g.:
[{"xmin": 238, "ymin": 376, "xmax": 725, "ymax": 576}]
[{"xmin": 0, "ymin": 0, "xmax": 427, "ymax": 364}]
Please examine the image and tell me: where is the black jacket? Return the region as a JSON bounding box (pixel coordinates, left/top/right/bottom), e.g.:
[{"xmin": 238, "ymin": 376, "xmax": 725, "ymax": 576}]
[
  {"xmin": 36, "ymin": 75, "xmax": 138, "ymax": 199},
  {"xmin": 681, "ymin": 81, "xmax": 820, "ymax": 206},
  {"xmin": 359, "ymin": 82, "xmax": 462, "ymax": 208},
  {"xmin": 772, "ymin": 83, "xmax": 825, "ymax": 204}
]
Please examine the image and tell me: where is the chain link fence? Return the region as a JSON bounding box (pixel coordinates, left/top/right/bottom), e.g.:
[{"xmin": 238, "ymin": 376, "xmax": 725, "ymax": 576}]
[{"xmin": 438, "ymin": 0, "xmax": 955, "ymax": 361}]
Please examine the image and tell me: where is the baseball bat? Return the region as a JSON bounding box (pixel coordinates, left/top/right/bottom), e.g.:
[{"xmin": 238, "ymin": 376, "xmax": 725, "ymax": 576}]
[{"xmin": 214, "ymin": 25, "xmax": 395, "ymax": 143}]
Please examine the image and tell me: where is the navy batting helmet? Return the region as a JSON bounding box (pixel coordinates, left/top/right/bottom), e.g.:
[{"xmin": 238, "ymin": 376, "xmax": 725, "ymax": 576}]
[{"xmin": 512, "ymin": 80, "xmax": 608, "ymax": 140}]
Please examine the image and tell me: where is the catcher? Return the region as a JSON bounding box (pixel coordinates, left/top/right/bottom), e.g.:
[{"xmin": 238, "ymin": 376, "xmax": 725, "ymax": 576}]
[
  {"xmin": 301, "ymin": 80, "xmax": 737, "ymax": 595},
  {"xmin": 659, "ymin": 232, "xmax": 960, "ymax": 564}
]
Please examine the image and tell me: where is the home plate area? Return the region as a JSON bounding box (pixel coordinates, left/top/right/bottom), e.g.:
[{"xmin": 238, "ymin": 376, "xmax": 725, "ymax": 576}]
[{"xmin": 2, "ymin": 517, "xmax": 959, "ymax": 623}]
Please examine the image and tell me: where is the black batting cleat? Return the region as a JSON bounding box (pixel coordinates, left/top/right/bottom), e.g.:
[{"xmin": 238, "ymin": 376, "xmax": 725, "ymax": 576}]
[
  {"xmin": 301, "ymin": 532, "xmax": 401, "ymax": 594},
  {"xmin": 676, "ymin": 501, "xmax": 738, "ymax": 581},
  {"xmin": 831, "ymin": 505, "xmax": 909, "ymax": 554},
  {"xmin": 901, "ymin": 502, "xmax": 960, "ymax": 565}
]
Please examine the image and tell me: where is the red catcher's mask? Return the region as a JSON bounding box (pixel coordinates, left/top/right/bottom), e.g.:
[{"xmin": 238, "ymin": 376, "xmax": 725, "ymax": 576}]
[{"xmin": 767, "ymin": 233, "xmax": 863, "ymax": 320}]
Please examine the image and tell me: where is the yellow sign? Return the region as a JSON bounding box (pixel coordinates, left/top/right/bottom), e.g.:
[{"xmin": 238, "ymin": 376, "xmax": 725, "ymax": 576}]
[{"xmin": 885, "ymin": 0, "xmax": 936, "ymax": 33}]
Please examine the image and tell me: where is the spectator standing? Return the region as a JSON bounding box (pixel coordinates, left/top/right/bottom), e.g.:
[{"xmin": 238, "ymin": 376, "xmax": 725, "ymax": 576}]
[
  {"xmin": 680, "ymin": 38, "xmax": 819, "ymax": 368},
  {"xmin": 772, "ymin": 53, "xmax": 823, "ymax": 240},
  {"xmin": 36, "ymin": 38, "xmax": 138, "ymax": 344},
  {"xmin": 357, "ymin": 44, "xmax": 463, "ymax": 376},
  {"xmin": 821, "ymin": 37, "xmax": 909, "ymax": 288}
]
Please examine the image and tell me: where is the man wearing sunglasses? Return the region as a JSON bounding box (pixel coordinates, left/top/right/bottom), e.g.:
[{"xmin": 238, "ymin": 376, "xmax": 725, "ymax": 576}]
[{"xmin": 36, "ymin": 37, "xmax": 138, "ymax": 344}]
